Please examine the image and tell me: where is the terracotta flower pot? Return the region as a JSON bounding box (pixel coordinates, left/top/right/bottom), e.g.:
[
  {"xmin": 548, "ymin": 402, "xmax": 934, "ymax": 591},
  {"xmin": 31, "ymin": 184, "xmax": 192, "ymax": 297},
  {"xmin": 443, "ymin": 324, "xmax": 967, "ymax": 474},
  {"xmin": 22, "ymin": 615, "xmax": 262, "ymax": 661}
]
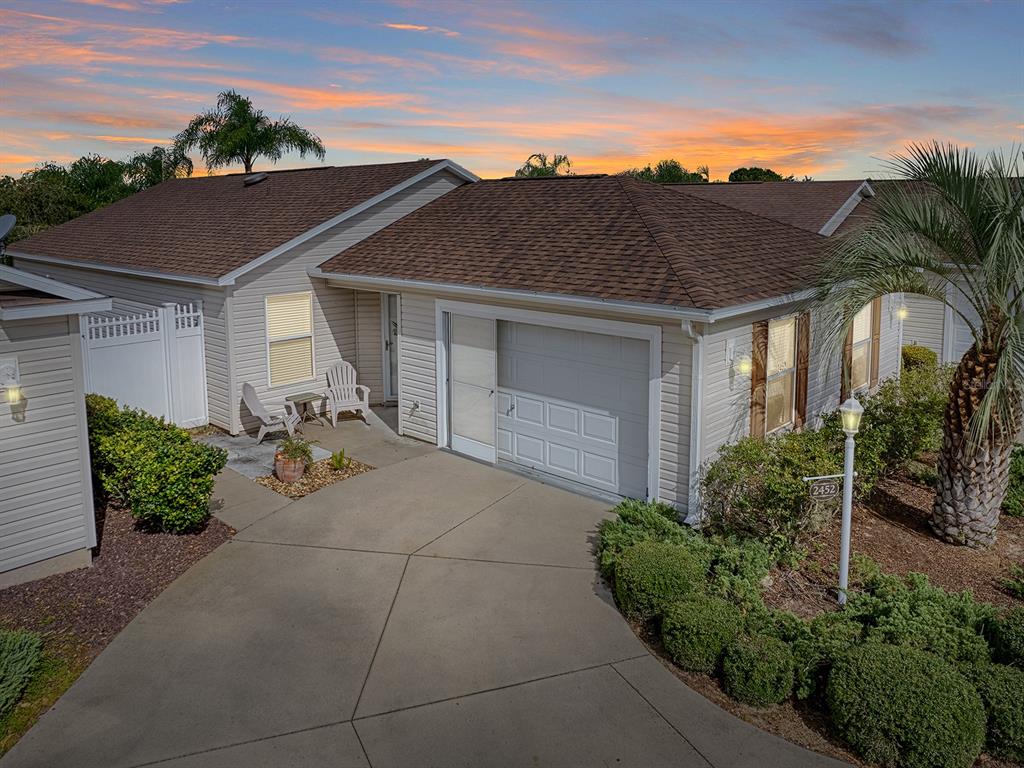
[{"xmin": 274, "ymin": 452, "xmax": 306, "ymax": 483}]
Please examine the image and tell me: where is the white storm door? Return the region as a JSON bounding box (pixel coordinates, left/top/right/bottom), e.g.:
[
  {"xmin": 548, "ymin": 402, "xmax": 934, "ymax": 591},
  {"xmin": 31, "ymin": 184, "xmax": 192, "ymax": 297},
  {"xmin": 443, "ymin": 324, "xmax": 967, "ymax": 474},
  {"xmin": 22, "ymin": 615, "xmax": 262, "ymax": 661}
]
[{"xmin": 449, "ymin": 313, "xmax": 497, "ymax": 462}]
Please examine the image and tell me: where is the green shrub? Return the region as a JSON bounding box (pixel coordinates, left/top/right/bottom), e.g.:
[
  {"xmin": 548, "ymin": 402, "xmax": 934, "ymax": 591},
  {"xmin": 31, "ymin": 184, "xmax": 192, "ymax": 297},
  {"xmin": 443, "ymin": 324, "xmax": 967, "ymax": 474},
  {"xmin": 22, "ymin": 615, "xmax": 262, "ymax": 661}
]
[
  {"xmin": 902, "ymin": 344, "xmax": 938, "ymax": 371},
  {"xmin": 661, "ymin": 596, "xmax": 743, "ymax": 673},
  {"xmin": 0, "ymin": 631, "xmax": 43, "ymax": 719},
  {"xmin": 84, "ymin": 393, "xmax": 125, "ymax": 475},
  {"xmin": 826, "ymin": 644, "xmax": 986, "ymax": 768},
  {"xmin": 330, "ymin": 448, "xmax": 351, "ymax": 470},
  {"xmin": 613, "ymin": 541, "xmax": 709, "ymax": 621},
  {"xmin": 1003, "ymin": 444, "xmax": 1024, "ymax": 517},
  {"xmin": 722, "ymin": 634, "xmax": 794, "ymax": 707},
  {"xmin": 597, "ymin": 499, "xmax": 692, "ymax": 578},
  {"xmin": 701, "ymin": 429, "xmax": 841, "ymax": 550},
  {"xmin": 1002, "ymin": 565, "xmax": 1024, "ymax": 600},
  {"xmin": 745, "ymin": 606, "xmax": 807, "ymax": 644},
  {"xmin": 99, "ymin": 415, "xmax": 227, "ymax": 533},
  {"xmin": 702, "ymin": 534, "xmax": 775, "ymax": 609},
  {"xmin": 988, "ymin": 606, "xmax": 1024, "ymax": 666},
  {"xmin": 974, "ymin": 663, "xmax": 1024, "ymax": 762},
  {"xmin": 791, "ymin": 611, "xmax": 864, "ymax": 700}
]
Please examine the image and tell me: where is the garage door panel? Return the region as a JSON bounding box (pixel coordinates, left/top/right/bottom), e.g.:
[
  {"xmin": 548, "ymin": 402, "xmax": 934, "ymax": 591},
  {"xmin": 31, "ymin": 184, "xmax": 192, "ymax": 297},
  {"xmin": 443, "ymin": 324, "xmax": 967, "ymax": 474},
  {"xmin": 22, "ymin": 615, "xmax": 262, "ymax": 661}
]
[
  {"xmin": 581, "ymin": 411, "xmax": 616, "ymax": 444},
  {"xmin": 513, "ymin": 432, "xmax": 546, "ymax": 464},
  {"xmin": 548, "ymin": 403, "xmax": 579, "ymax": 434},
  {"xmin": 548, "ymin": 442, "xmax": 580, "ymax": 474}
]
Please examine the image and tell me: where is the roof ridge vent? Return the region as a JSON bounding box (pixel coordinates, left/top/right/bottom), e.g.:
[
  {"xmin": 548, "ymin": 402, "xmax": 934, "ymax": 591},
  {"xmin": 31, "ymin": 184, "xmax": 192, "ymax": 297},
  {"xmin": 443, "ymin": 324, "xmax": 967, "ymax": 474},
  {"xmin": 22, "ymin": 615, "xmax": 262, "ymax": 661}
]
[{"xmin": 243, "ymin": 172, "xmax": 268, "ymax": 187}]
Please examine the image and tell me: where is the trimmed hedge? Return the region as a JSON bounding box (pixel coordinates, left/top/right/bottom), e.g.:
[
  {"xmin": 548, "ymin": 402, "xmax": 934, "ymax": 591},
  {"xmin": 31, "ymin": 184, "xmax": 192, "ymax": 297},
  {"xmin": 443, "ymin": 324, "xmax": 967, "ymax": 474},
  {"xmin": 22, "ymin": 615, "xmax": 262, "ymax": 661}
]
[
  {"xmin": 826, "ymin": 644, "xmax": 986, "ymax": 768},
  {"xmin": 974, "ymin": 663, "xmax": 1024, "ymax": 762},
  {"xmin": 722, "ymin": 634, "xmax": 794, "ymax": 707},
  {"xmin": 0, "ymin": 630, "xmax": 43, "ymax": 719},
  {"xmin": 902, "ymin": 344, "xmax": 938, "ymax": 371},
  {"xmin": 790, "ymin": 611, "xmax": 865, "ymax": 701},
  {"xmin": 661, "ymin": 596, "xmax": 743, "ymax": 674},
  {"xmin": 85, "ymin": 394, "xmax": 227, "ymax": 533},
  {"xmin": 989, "ymin": 606, "xmax": 1024, "ymax": 666},
  {"xmin": 613, "ymin": 541, "xmax": 709, "ymax": 621}
]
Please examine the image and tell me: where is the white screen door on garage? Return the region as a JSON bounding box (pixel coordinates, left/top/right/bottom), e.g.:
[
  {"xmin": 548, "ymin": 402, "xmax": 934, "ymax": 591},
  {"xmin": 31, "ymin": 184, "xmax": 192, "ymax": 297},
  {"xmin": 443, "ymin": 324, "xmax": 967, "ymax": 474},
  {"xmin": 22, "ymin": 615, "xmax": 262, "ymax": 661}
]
[{"xmin": 448, "ymin": 313, "xmax": 497, "ymax": 462}]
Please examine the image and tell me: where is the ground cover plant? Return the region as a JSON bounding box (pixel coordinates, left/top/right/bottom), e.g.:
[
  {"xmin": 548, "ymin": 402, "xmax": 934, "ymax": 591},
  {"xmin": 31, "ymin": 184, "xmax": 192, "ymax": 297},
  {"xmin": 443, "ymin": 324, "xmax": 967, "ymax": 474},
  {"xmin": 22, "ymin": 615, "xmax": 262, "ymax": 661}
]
[
  {"xmin": 597, "ymin": 496, "xmax": 1022, "ymax": 767},
  {"xmin": 0, "ymin": 632, "xmax": 42, "ymax": 719}
]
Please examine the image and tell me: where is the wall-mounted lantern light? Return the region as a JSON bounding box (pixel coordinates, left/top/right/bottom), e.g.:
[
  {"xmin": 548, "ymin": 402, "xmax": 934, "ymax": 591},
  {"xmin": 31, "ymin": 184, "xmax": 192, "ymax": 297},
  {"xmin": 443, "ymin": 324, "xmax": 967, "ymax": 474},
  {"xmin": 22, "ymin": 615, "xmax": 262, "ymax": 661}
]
[
  {"xmin": 726, "ymin": 338, "xmax": 753, "ymax": 377},
  {"xmin": 897, "ymin": 304, "xmax": 909, "ymax": 321},
  {"xmin": 736, "ymin": 355, "xmax": 753, "ymax": 376},
  {"xmin": 0, "ymin": 357, "xmax": 21, "ymax": 404}
]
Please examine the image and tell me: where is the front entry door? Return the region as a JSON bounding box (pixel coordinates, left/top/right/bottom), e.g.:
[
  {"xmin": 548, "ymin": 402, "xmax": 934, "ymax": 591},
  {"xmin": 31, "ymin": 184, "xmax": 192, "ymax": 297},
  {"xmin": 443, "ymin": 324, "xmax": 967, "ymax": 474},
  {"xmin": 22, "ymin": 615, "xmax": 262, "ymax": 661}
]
[
  {"xmin": 448, "ymin": 313, "xmax": 496, "ymax": 462},
  {"xmin": 383, "ymin": 294, "xmax": 399, "ymax": 400}
]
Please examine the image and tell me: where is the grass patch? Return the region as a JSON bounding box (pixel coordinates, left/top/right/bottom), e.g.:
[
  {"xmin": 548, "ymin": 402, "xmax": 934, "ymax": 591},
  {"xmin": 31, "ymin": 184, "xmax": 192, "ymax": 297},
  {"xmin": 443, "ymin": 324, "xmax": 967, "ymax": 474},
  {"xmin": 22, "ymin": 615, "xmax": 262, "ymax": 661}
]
[{"xmin": 0, "ymin": 641, "xmax": 89, "ymax": 757}]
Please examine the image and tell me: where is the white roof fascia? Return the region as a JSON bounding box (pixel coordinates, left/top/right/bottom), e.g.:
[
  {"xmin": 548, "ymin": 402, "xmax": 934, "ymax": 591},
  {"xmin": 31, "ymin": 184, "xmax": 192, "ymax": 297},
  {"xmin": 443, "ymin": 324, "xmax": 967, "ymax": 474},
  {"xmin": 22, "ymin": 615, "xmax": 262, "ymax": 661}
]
[
  {"xmin": 0, "ymin": 297, "xmax": 112, "ymax": 320},
  {"xmin": 8, "ymin": 250, "xmax": 224, "ymax": 287},
  {"xmin": 307, "ymin": 268, "xmax": 714, "ymax": 322},
  {"xmin": 217, "ymin": 160, "xmax": 479, "ymax": 285},
  {"xmin": 0, "ymin": 263, "xmax": 107, "ymax": 300},
  {"xmin": 818, "ymin": 180, "xmax": 875, "ymax": 237}
]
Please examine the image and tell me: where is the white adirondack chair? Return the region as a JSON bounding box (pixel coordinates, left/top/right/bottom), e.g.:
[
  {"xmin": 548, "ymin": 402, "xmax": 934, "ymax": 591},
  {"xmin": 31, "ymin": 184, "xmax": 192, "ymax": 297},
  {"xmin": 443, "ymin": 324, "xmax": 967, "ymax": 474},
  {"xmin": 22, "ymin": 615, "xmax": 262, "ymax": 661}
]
[
  {"xmin": 326, "ymin": 360, "xmax": 370, "ymax": 427},
  {"xmin": 242, "ymin": 382, "xmax": 301, "ymax": 442}
]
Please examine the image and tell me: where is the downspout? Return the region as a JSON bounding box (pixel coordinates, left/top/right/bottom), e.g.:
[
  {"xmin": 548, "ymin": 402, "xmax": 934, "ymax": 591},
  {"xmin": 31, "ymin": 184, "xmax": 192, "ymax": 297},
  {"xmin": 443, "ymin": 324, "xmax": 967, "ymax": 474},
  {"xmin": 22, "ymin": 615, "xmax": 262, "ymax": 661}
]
[{"xmin": 682, "ymin": 320, "xmax": 705, "ymax": 524}]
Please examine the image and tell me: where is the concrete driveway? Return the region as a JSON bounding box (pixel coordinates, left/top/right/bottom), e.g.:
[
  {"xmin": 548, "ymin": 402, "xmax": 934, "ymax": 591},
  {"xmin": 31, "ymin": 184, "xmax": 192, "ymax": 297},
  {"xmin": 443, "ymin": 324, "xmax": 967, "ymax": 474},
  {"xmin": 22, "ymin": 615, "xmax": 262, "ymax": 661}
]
[{"xmin": 3, "ymin": 448, "xmax": 843, "ymax": 768}]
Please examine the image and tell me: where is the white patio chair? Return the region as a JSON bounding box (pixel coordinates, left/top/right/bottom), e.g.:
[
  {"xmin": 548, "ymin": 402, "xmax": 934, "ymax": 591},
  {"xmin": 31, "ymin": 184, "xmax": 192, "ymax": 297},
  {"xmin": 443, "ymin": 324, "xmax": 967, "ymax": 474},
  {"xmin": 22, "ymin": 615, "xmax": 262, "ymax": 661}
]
[
  {"xmin": 242, "ymin": 382, "xmax": 301, "ymax": 442},
  {"xmin": 325, "ymin": 360, "xmax": 370, "ymax": 427}
]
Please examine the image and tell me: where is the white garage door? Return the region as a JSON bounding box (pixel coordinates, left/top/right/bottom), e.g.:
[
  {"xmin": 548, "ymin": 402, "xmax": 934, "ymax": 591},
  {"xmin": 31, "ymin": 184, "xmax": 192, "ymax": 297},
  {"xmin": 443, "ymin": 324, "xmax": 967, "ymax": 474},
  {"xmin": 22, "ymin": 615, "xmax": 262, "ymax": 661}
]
[{"xmin": 495, "ymin": 321, "xmax": 650, "ymax": 499}]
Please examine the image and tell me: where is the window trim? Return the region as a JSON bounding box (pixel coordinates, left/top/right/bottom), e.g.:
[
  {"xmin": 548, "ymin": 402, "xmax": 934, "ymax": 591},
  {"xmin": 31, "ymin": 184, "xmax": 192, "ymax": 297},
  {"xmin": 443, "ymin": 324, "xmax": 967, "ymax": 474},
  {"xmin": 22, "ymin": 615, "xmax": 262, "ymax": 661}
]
[
  {"xmin": 265, "ymin": 291, "xmax": 316, "ymax": 389},
  {"xmin": 765, "ymin": 315, "xmax": 798, "ymax": 435},
  {"xmin": 850, "ymin": 302, "xmax": 874, "ymax": 393}
]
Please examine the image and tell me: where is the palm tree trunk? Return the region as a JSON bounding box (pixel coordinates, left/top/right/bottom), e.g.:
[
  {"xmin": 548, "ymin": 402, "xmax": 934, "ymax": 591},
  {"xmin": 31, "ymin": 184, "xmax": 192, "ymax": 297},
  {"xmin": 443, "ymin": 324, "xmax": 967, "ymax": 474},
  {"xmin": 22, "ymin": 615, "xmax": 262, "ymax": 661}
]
[{"xmin": 930, "ymin": 343, "xmax": 1014, "ymax": 547}]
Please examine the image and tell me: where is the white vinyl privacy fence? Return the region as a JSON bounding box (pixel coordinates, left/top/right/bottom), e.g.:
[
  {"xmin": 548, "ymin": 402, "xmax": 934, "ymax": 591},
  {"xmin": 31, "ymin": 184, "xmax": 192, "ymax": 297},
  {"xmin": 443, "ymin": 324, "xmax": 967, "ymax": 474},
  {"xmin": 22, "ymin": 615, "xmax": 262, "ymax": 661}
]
[{"xmin": 81, "ymin": 302, "xmax": 208, "ymax": 427}]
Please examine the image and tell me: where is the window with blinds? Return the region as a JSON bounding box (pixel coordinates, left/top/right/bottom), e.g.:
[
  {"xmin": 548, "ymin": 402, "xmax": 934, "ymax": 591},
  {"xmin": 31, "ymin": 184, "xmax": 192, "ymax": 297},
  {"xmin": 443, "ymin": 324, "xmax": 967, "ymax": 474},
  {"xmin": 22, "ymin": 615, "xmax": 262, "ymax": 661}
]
[
  {"xmin": 765, "ymin": 316, "xmax": 796, "ymax": 434},
  {"xmin": 266, "ymin": 292, "xmax": 313, "ymax": 386},
  {"xmin": 850, "ymin": 303, "xmax": 873, "ymax": 392}
]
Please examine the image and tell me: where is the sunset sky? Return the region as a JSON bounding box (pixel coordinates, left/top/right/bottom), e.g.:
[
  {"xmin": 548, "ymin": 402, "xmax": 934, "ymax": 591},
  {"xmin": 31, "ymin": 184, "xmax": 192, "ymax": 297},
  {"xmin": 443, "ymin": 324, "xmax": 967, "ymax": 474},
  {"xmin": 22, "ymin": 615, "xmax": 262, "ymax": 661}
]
[{"xmin": 1, "ymin": 0, "xmax": 1021, "ymax": 180}]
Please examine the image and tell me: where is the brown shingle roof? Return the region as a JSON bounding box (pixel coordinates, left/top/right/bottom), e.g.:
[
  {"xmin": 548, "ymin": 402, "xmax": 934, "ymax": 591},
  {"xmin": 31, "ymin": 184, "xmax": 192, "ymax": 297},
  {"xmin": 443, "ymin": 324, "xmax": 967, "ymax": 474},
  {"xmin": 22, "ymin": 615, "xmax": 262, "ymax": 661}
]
[
  {"xmin": 317, "ymin": 175, "xmax": 827, "ymax": 311},
  {"xmin": 672, "ymin": 179, "xmax": 867, "ymax": 234},
  {"xmin": 12, "ymin": 160, "xmax": 446, "ymax": 281}
]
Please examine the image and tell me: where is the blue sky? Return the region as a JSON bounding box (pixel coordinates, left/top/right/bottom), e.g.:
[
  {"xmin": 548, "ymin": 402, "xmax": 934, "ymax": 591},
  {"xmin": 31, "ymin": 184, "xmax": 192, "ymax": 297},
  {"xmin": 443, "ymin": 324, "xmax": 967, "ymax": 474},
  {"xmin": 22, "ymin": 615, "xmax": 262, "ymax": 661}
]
[{"xmin": 1, "ymin": 0, "xmax": 1021, "ymax": 179}]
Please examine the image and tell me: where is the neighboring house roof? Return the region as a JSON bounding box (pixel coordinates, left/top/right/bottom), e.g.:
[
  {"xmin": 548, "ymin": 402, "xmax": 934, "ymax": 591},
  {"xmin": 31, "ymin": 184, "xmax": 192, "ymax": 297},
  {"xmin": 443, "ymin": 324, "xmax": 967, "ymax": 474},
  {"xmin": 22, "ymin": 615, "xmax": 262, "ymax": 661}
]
[
  {"xmin": 315, "ymin": 175, "xmax": 827, "ymax": 312},
  {"xmin": 10, "ymin": 159, "xmax": 477, "ymax": 285},
  {"xmin": 673, "ymin": 179, "xmax": 873, "ymax": 235},
  {"xmin": 0, "ymin": 264, "xmax": 111, "ymax": 319}
]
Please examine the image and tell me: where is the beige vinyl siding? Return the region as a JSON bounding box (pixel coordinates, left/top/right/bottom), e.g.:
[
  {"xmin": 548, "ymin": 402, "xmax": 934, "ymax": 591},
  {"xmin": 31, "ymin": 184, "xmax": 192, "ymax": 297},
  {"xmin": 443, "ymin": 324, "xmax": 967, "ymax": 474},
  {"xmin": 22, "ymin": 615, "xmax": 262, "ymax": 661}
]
[
  {"xmin": 0, "ymin": 315, "xmax": 94, "ymax": 574},
  {"xmin": 11, "ymin": 260, "xmax": 231, "ymax": 430},
  {"xmin": 230, "ymin": 170, "xmax": 464, "ymax": 433},
  {"xmin": 658, "ymin": 323, "xmax": 692, "ymax": 514},
  {"xmin": 805, "ymin": 306, "xmax": 843, "ymax": 426},
  {"xmin": 877, "ymin": 294, "xmax": 902, "ymax": 382},
  {"xmin": 903, "ymin": 294, "xmax": 945, "ymax": 359},
  {"xmin": 700, "ymin": 322, "xmax": 753, "ymax": 462},
  {"xmin": 396, "ymin": 292, "xmax": 437, "ymax": 442},
  {"xmin": 354, "ymin": 290, "xmax": 385, "ymax": 404}
]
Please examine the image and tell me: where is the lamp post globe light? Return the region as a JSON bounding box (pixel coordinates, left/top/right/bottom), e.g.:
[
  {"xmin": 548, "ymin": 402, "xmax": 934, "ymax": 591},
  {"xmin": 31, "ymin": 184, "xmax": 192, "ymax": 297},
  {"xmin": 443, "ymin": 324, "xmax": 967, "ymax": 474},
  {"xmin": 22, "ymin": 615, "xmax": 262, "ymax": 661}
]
[{"xmin": 837, "ymin": 397, "xmax": 863, "ymax": 605}]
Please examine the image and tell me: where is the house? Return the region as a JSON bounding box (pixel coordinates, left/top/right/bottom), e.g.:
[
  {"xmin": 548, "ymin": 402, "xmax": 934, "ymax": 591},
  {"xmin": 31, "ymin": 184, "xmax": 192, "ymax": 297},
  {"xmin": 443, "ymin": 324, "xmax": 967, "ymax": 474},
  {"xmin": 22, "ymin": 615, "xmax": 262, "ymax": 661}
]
[
  {"xmin": 309, "ymin": 174, "xmax": 903, "ymax": 515},
  {"xmin": 0, "ymin": 265, "xmax": 111, "ymax": 586},
  {"xmin": 10, "ymin": 159, "xmax": 478, "ymax": 434},
  {"xmin": 8, "ymin": 167, "xmax": 903, "ymax": 519},
  {"xmin": 681, "ymin": 178, "xmax": 972, "ymax": 365}
]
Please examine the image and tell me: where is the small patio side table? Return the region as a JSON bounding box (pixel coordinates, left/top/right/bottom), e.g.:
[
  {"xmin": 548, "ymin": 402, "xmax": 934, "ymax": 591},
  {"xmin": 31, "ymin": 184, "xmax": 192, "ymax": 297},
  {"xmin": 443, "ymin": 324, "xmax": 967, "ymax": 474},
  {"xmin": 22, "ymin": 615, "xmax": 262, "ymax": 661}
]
[{"xmin": 285, "ymin": 391, "xmax": 325, "ymax": 426}]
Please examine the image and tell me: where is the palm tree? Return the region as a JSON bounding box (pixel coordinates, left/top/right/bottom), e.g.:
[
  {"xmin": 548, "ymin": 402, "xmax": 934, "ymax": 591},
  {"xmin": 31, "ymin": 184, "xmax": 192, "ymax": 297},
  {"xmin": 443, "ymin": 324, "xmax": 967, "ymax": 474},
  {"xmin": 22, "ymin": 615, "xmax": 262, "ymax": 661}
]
[
  {"xmin": 816, "ymin": 142, "xmax": 1023, "ymax": 547},
  {"xmin": 514, "ymin": 153, "xmax": 572, "ymax": 178},
  {"xmin": 123, "ymin": 145, "xmax": 193, "ymax": 190},
  {"xmin": 174, "ymin": 90, "xmax": 326, "ymax": 174}
]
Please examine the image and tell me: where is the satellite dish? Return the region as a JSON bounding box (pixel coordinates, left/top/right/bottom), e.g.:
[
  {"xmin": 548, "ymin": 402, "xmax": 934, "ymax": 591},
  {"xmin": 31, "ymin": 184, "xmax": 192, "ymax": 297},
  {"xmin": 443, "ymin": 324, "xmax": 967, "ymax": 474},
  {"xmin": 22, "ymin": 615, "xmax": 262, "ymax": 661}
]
[{"xmin": 0, "ymin": 214, "xmax": 15, "ymax": 242}]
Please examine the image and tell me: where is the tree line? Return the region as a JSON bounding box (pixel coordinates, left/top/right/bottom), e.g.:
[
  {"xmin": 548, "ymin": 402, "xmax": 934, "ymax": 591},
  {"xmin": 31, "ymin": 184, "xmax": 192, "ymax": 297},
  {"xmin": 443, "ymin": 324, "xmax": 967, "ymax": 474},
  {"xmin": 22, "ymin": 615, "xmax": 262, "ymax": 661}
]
[{"xmin": 513, "ymin": 152, "xmax": 800, "ymax": 183}]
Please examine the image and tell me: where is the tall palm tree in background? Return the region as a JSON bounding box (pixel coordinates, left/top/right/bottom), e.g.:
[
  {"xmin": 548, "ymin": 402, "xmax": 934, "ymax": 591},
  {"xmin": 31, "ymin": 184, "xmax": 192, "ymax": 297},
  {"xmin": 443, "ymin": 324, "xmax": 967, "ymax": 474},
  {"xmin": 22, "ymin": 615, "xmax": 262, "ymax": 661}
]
[
  {"xmin": 175, "ymin": 90, "xmax": 326, "ymax": 174},
  {"xmin": 816, "ymin": 143, "xmax": 1023, "ymax": 547},
  {"xmin": 515, "ymin": 153, "xmax": 572, "ymax": 178},
  {"xmin": 123, "ymin": 145, "xmax": 193, "ymax": 190}
]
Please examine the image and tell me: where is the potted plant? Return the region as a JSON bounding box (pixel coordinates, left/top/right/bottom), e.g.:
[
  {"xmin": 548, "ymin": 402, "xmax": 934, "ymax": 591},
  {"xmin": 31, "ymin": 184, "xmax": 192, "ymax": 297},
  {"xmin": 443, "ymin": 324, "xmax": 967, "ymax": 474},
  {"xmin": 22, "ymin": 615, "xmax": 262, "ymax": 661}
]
[{"xmin": 274, "ymin": 435, "xmax": 314, "ymax": 483}]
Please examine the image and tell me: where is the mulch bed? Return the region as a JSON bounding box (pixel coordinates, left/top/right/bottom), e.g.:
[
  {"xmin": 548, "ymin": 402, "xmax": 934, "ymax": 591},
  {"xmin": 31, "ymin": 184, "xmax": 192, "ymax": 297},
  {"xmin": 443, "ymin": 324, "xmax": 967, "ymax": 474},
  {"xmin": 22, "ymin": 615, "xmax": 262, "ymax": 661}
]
[
  {"xmin": 0, "ymin": 504, "xmax": 233, "ymax": 659},
  {"xmin": 765, "ymin": 473, "xmax": 1024, "ymax": 614},
  {"xmin": 254, "ymin": 457, "xmax": 374, "ymax": 499}
]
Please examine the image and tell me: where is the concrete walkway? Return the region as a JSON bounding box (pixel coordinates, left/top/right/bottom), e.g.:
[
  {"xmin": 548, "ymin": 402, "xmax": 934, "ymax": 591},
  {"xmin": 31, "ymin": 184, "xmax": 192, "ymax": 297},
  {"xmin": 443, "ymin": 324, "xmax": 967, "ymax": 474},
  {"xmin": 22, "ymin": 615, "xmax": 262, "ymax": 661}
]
[{"xmin": 3, "ymin": 428, "xmax": 844, "ymax": 767}]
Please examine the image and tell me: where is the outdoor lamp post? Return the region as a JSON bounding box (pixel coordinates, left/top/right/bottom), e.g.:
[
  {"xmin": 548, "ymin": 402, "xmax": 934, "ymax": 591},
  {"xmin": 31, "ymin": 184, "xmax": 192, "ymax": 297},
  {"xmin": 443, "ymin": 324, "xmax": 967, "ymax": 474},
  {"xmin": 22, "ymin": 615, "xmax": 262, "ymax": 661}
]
[{"xmin": 837, "ymin": 396, "xmax": 863, "ymax": 605}]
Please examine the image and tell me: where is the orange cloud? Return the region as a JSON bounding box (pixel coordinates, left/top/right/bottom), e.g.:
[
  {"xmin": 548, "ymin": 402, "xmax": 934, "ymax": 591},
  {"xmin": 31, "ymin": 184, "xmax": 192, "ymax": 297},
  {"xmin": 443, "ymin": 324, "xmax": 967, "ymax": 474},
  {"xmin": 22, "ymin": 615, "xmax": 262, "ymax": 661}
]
[
  {"xmin": 383, "ymin": 22, "xmax": 459, "ymax": 37},
  {"xmin": 88, "ymin": 134, "xmax": 168, "ymax": 144},
  {"xmin": 175, "ymin": 74, "xmax": 423, "ymax": 112}
]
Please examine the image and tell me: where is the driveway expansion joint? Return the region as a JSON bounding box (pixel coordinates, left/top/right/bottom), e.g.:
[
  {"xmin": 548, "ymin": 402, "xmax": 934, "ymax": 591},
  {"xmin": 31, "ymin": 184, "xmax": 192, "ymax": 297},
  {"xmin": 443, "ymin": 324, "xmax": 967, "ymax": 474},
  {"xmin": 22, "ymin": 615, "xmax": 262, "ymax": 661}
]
[
  {"xmin": 352, "ymin": 654, "xmax": 651, "ymax": 723},
  {"xmin": 410, "ymin": 481, "xmax": 528, "ymax": 555}
]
